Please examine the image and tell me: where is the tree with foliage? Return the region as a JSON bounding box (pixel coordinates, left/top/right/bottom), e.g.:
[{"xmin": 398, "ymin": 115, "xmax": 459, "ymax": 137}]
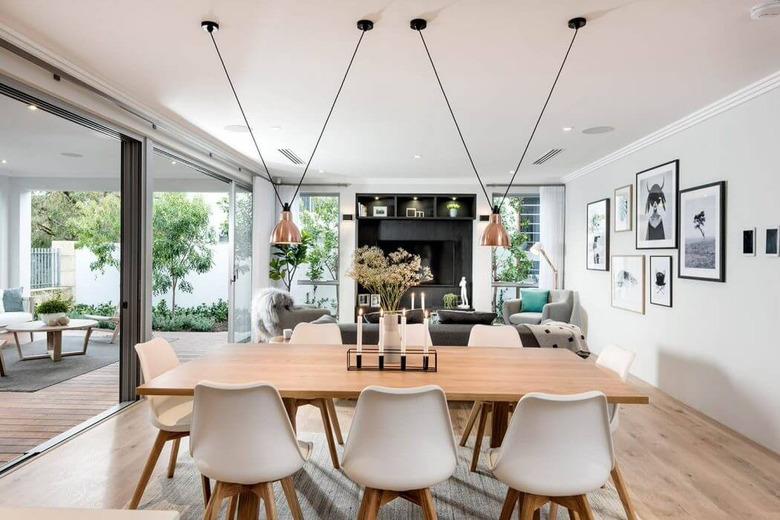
[
  {"xmin": 31, "ymin": 191, "xmax": 111, "ymax": 248},
  {"xmin": 269, "ymin": 232, "xmax": 311, "ymax": 291},
  {"xmin": 71, "ymin": 194, "xmax": 122, "ymax": 272},
  {"xmin": 492, "ymin": 196, "xmax": 534, "ymax": 283},
  {"xmin": 299, "ymin": 196, "xmax": 339, "ymax": 281}
]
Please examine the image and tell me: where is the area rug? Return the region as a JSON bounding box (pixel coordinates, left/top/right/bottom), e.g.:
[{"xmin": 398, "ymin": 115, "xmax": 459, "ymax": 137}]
[
  {"xmin": 0, "ymin": 337, "xmax": 118, "ymax": 392},
  {"xmin": 140, "ymin": 433, "xmax": 630, "ymax": 519}
]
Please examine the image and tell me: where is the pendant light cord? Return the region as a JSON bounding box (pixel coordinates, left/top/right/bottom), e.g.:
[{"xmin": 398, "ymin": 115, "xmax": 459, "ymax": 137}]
[
  {"xmin": 207, "ymin": 29, "xmax": 284, "ymax": 207},
  {"xmin": 290, "ymin": 29, "xmax": 368, "ymax": 206},
  {"xmin": 498, "ymin": 25, "xmax": 581, "ymax": 211},
  {"xmin": 415, "ymin": 30, "xmax": 492, "ymax": 208}
]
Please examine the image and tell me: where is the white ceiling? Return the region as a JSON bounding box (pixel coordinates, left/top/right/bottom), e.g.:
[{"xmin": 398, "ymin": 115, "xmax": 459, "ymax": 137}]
[{"xmin": 1, "ymin": 0, "xmax": 779, "ymax": 184}]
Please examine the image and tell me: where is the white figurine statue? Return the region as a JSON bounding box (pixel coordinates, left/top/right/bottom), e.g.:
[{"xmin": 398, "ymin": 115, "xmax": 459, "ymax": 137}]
[{"xmin": 458, "ymin": 276, "xmax": 470, "ymax": 308}]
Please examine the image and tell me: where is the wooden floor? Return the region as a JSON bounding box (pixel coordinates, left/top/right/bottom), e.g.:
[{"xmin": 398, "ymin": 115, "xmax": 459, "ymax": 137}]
[{"xmin": 0, "ymin": 374, "xmax": 777, "ymax": 519}]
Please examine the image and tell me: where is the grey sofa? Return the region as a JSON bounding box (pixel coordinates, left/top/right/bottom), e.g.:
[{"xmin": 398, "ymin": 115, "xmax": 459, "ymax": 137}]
[{"xmin": 502, "ymin": 289, "xmax": 575, "ymax": 326}]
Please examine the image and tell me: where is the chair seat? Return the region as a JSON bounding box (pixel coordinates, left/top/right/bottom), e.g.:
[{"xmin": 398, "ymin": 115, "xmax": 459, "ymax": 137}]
[
  {"xmin": 342, "ymin": 450, "xmax": 455, "ymax": 492},
  {"xmin": 508, "ymin": 312, "xmax": 543, "ymax": 325},
  {"xmin": 150, "ymin": 396, "xmax": 193, "ymax": 433}
]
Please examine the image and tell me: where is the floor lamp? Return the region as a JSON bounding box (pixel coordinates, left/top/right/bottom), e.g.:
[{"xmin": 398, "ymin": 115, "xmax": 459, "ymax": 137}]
[{"xmin": 530, "ymin": 242, "xmax": 559, "ymax": 290}]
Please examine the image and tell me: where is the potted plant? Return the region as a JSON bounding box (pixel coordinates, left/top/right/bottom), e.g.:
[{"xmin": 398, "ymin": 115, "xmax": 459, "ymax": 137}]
[
  {"xmin": 446, "ymin": 200, "xmax": 462, "ymax": 218},
  {"xmin": 442, "ymin": 293, "xmax": 459, "ymax": 309},
  {"xmin": 36, "ymin": 293, "xmax": 73, "ymax": 326}
]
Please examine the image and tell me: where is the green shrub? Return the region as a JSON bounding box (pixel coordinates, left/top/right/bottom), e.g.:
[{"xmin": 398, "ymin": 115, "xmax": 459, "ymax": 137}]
[
  {"xmin": 442, "ymin": 293, "xmax": 459, "ymax": 309},
  {"xmin": 74, "ymin": 299, "xmax": 226, "ymax": 332},
  {"xmin": 152, "ymin": 313, "xmax": 215, "ymax": 332},
  {"xmin": 37, "ymin": 293, "xmax": 73, "ymax": 315}
]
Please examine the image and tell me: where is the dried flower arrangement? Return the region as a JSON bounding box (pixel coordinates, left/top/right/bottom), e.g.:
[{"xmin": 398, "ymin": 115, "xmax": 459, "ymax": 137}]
[{"xmin": 347, "ymin": 246, "xmax": 433, "ymax": 311}]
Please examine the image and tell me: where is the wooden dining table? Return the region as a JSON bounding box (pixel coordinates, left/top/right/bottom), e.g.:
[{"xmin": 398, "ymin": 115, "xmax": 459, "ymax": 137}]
[{"xmin": 137, "ymin": 343, "xmax": 648, "ymax": 448}]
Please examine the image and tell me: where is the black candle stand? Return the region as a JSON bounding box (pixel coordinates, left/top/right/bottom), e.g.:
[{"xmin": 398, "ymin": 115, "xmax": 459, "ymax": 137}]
[{"xmin": 347, "ymin": 348, "xmax": 437, "ymax": 372}]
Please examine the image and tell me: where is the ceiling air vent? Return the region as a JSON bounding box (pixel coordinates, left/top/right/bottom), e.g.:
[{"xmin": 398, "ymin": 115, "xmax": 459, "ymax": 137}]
[
  {"xmin": 532, "ymin": 148, "xmax": 564, "ymax": 165},
  {"xmin": 278, "ymin": 148, "xmax": 304, "ymax": 165}
]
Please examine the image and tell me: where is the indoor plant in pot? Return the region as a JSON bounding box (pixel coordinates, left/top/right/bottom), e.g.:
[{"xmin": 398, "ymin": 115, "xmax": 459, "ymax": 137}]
[
  {"xmin": 36, "ymin": 293, "xmax": 73, "ymax": 326},
  {"xmin": 446, "ymin": 200, "xmax": 462, "ymax": 218},
  {"xmin": 442, "ymin": 293, "xmax": 459, "ymax": 309}
]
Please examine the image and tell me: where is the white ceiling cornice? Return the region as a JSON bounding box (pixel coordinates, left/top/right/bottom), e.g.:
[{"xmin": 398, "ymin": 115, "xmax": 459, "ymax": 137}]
[{"xmin": 562, "ymin": 69, "xmax": 780, "ymax": 184}]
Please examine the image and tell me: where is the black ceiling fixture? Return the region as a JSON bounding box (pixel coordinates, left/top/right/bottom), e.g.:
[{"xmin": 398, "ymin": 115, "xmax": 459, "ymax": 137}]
[
  {"xmin": 411, "ymin": 16, "xmax": 587, "ymax": 247},
  {"xmin": 202, "ymin": 19, "xmax": 374, "ymax": 244}
]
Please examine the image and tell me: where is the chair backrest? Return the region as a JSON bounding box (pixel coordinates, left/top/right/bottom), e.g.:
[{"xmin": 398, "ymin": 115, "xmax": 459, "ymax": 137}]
[
  {"xmin": 290, "ymin": 322, "xmax": 342, "ymax": 345},
  {"xmin": 596, "ymin": 345, "xmax": 635, "ymax": 382},
  {"xmin": 467, "ymin": 324, "xmax": 522, "ymax": 347},
  {"xmin": 493, "ymin": 392, "xmax": 614, "ymax": 494},
  {"xmin": 342, "ymin": 385, "xmax": 457, "ymax": 488},
  {"xmin": 135, "ymin": 337, "xmax": 179, "ymax": 382},
  {"xmin": 190, "ymin": 382, "xmax": 304, "ymax": 484},
  {"xmin": 403, "ymin": 323, "xmax": 433, "ymax": 347}
]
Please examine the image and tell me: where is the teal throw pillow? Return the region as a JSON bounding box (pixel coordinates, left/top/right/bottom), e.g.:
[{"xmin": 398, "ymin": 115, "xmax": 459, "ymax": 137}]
[
  {"xmin": 520, "ymin": 290, "xmax": 549, "ymax": 313},
  {"xmin": 2, "ymin": 287, "xmax": 24, "ymax": 312}
]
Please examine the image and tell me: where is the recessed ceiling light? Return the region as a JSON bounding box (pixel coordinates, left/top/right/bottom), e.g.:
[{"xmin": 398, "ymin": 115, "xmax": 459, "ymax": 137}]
[
  {"xmin": 224, "ymin": 124, "xmax": 249, "ymax": 133},
  {"xmin": 171, "ymin": 160, "xmax": 177, "ymax": 165},
  {"xmin": 413, "ymin": 154, "xmax": 422, "ymax": 159},
  {"xmin": 271, "ymin": 126, "xmax": 282, "ymax": 131},
  {"xmin": 582, "ymin": 126, "xmax": 615, "ymax": 135},
  {"xmin": 751, "ymin": 1, "xmax": 780, "ymax": 19},
  {"xmin": 28, "ymin": 104, "xmax": 38, "ymax": 111},
  {"xmin": 318, "ymin": 169, "xmax": 325, "ymax": 174},
  {"xmin": 60, "ymin": 152, "xmax": 83, "ymax": 158},
  {"xmin": 509, "ymin": 170, "xmax": 514, "ymax": 174},
  {"xmin": 562, "ymin": 126, "xmax": 574, "ymax": 132},
  {"xmin": 1, "ymin": 159, "xmax": 6, "ymax": 164}
]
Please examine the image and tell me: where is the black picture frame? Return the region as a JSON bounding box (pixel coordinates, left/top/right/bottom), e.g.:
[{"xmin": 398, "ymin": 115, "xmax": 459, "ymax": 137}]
[
  {"xmin": 649, "ymin": 255, "xmax": 673, "ymax": 307},
  {"xmin": 678, "ymin": 181, "xmax": 726, "ymax": 282},
  {"xmin": 764, "ymin": 227, "xmax": 780, "ymax": 256},
  {"xmin": 636, "ymin": 159, "xmax": 679, "ymax": 250},
  {"xmin": 742, "ymin": 228, "xmax": 756, "ymax": 256},
  {"xmin": 586, "ymin": 198, "xmax": 610, "ymax": 271}
]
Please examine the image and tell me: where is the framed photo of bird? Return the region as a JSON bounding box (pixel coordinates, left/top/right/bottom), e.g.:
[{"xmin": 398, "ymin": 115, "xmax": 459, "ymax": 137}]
[
  {"xmin": 649, "ymin": 256, "xmax": 673, "ymax": 307},
  {"xmin": 636, "ymin": 160, "xmax": 679, "ymax": 249},
  {"xmin": 678, "ymin": 181, "xmax": 726, "ymax": 282}
]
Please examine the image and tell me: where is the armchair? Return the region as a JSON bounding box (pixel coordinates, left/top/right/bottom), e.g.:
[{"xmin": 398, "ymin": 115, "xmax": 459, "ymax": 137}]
[{"xmin": 502, "ymin": 289, "xmax": 575, "ymax": 326}]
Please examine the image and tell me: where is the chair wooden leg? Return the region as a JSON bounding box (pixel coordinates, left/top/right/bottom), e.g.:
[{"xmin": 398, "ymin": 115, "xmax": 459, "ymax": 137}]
[
  {"xmin": 166, "ymin": 437, "xmax": 180, "ymax": 478},
  {"xmin": 326, "ymin": 398, "xmax": 344, "ymax": 445},
  {"xmin": 573, "ymin": 495, "xmax": 595, "ymax": 520},
  {"xmin": 518, "ymin": 494, "xmax": 547, "ymax": 520},
  {"xmin": 201, "ymin": 475, "xmax": 212, "ymax": 507},
  {"xmin": 611, "ymin": 463, "xmax": 638, "ymax": 520},
  {"xmin": 357, "ymin": 488, "xmax": 382, "ymax": 520},
  {"xmin": 281, "ymin": 476, "xmax": 303, "ymax": 520},
  {"xmin": 128, "ymin": 430, "xmax": 170, "ymax": 509},
  {"xmin": 567, "ymin": 510, "xmax": 578, "ymax": 520},
  {"xmin": 203, "ymin": 481, "xmax": 225, "ymax": 520},
  {"xmin": 227, "ymin": 496, "xmax": 238, "ymax": 520},
  {"xmin": 418, "ymin": 488, "xmax": 437, "ymax": 520},
  {"xmin": 470, "ymin": 402, "xmax": 491, "ymax": 472},
  {"xmin": 317, "ymin": 399, "xmax": 340, "ymax": 469},
  {"xmin": 499, "ymin": 487, "xmax": 520, "ymax": 520},
  {"xmin": 459, "ymin": 401, "xmax": 482, "ymax": 446},
  {"xmin": 549, "ymin": 502, "xmax": 559, "ymax": 519},
  {"xmin": 259, "ymin": 482, "xmax": 277, "ymax": 520}
]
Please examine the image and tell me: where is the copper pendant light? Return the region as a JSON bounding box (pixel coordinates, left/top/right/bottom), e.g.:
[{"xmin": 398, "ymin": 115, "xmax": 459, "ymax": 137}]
[
  {"xmin": 411, "ymin": 16, "xmax": 587, "ymax": 248},
  {"xmin": 204, "ymin": 19, "xmax": 374, "ymax": 245}
]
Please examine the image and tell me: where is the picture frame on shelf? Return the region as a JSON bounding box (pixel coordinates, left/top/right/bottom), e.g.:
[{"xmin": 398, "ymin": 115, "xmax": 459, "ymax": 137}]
[
  {"xmin": 765, "ymin": 226, "xmax": 780, "ymax": 256},
  {"xmin": 406, "ymin": 208, "xmax": 418, "ymax": 217},
  {"xmin": 369, "ymin": 294, "xmax": 381, "ymax": 308},
  {"xmin": 679, "ymin": 181, "xmax": 726, "ymax": 282},
  {"xmin": 373, "ymin": 206, "xmax": 388, "ymax": 217},
  {"xmin": 611, "ymin": 255, "xmax": 645, "ymax": 314},
  {"xmin": 586, "ymin": 198, "xmax": 610, "ymax": 271},
  {"xmin": 636, "ymin": 159, "xmax": 679, "ymax": 249},
  {"xmin": 649, "ymin": 255, "xmax": 673, "ymax": 308},
  {"xmin": 614, "ymin": 184, "xmax": 633, "ymax": 232},
  {"xmin": 416, "ymin": 210, "xmax": 425, "ymax": 218},
  {"xmin": 742, "ymin": 228, "xmax": 756, "ymax": 256},
  {"xmin": 358, "ymin": 294, "xmax": 370, "ymax": 306}
]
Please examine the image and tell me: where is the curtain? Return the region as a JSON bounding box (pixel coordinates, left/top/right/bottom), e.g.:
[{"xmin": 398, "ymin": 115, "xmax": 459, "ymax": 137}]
[{"xmin": 538, "ymin": 186, "xmax": 565, "ymax": 290}]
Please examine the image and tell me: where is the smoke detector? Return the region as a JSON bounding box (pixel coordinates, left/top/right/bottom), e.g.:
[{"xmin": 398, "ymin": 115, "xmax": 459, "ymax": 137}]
[{"xmin": 751, "ymin": 1, "xmax": 780, "ymax": 20}]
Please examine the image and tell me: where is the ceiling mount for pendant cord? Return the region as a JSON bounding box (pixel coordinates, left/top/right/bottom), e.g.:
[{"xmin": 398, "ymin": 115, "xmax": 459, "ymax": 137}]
[
  {"xmin": 411, "ymin": 16, "xmax": 587, "ymax": 247},
  {"xmin": 203, "ymin": 19, "xmax": 374, "ymax": 244}
]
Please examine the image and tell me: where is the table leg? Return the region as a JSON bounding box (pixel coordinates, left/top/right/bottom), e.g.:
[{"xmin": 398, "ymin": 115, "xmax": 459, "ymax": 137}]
[
  {"xmin": 13, "ymin": 332, "xmax": 23, "ymax": 359},
  {"xmin": 283, "ymin": 398, "xmax": 298, "ymax": 432},
  {"xmin": 0, "ymin": 341, "xmax": 6, "ymax": 377},
  {"xmin": 82, "ymin": 327, "xmax": 93, "ymax": 354},
  {"xmin": 490, "ymin": 402, "xmax": 511, "ymax": 448},
  {"xmin": 51, "ymin": 331, "xmax": 63, "ymax": 362}
]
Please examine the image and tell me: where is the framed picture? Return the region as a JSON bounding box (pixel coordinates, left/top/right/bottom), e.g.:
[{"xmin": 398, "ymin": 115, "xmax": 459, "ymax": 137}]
[
  {"xmin": 649, "ymin": 255, "xmax": 673, "ymax": 307},
  {"xmin": 742, "ymin": 228, "xmax": 756, "ymax": 256},
  {"xmin": 636, "ymin": 160, "xmax": 679, "ymax": 249},
  {"xmin": 373, "ymin": 206, "xmax": 388, "ymax": 217},
  {"xmin": 406, "ymin": 208, "xmax": 418, "ymax": 217},
  {"xmin": 679, "ymin": 181, "xmax": 726, "ymax": 282},
  {"xmin": 358, "ymin": 294, "xmax": 370, "ymax": 306},
  {"xmin": 586, "ymin": 198, "xmax": 610, "ymax": 271},
  {"xmin": 416, "ymin": 210, "xmax": 425, "ymax": 218},
  {"xmin": 765, "ymin": 227, "xmax": 780, "ymax": 256},
  {"xmin": 369, "ymin": 294, "xmax": 381, "ymax": 308},
  {"xmin": 611, "ymin": 255, "xmax": 645, "ymax": 314},
  {"xmin": 614, "ymin": 184, "xmax": 633, "ymax": 232}
]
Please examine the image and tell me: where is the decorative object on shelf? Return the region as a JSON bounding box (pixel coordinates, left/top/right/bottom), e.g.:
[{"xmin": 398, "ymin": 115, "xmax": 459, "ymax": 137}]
[
  {"xmin": 614, "ymin": 184, "xmax": 633, "ymax": 232},
  {"xmin": 636, "ymin": 160, "xmax": 679, "ymax": 249},
  {"xmin": 442, "ymin": 293, "xmax": 458, "ymax": 309},
  {"xmin": 586, "ymin": 199, "xmax": 610, "ymax": 271},
  {"xmin": 346, "ymin": 347, "xmax": 437, "ymax": 372},
  {"xmin": 530, "ymin": 242, "xmax": 559, "ymax": 289},
  {"xmin": 202, "ymin": 19, "xmax": 374, "ymax": 244},
  {"xmin": 370, "ymin": 294, "xmax": 381, "ymax": 308},
  {"xmin": 446, "ymin": 200, "xmax": 461, "ymax": 218},
  {"xmin": 416, "ymin": 210, "xmax": 425, "ymax": 218},
  {"xmin": 406, "ymin": 208, "xmax": 418, "ymax": 217},
  {"xmin": 358, "ymin": 294, "xmax": 370, "ymax": 306},
  {"xmin": 410, "ymin": 16, "xmax": 587, "ymax": 247},
  {"xmin": 765, "ymin": 227, "xmax": 779, "ymax": 256},
  {"xmin": 611, "ymin": 255, "xmax": 645, "ymax": 314},
  {"xmin": 742, "ymin": 228, "xmax": 756, "ymax": 256},
  {"xmin": 679, "ymin": 181, "xmax": 726, "ymax": 282},
  {"xmin": 458, "ymin": 276, "xmax": 470, "ymax": 308},
  {"xmin": 373, "ymin": 206, "xmax": 388, "ymax": 217},
  {"xmin": 358, "ymin": 203, "xmax": 368, "ymax": 217},
  {"xmin": 650, "ymin": 255, "xmax": 673, "ymax": 308},
  {"xmin": 36, "ymin": 293, "xmax": 73, "ymax": 326}
]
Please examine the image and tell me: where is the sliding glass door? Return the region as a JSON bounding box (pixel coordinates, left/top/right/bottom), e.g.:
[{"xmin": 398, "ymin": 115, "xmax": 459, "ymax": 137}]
[{"xmin": 229, "ymin": 183, "xmax": 253, "ymax": 343}]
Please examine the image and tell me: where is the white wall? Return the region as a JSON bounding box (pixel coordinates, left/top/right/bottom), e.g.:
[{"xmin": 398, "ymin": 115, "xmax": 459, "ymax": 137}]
[
  {"xmin": 252, "ymin": 176, "xmax": 276, "ymax": 293},
  {"xmin": 0, "ymin": 175, "xmax": 8, "ymax": 288},
  {"xmin": 564, "ymin": 86, "xmax": 780, "ymax": 452}
]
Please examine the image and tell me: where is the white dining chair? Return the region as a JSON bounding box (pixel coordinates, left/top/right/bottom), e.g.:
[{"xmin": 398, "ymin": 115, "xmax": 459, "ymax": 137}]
[
  {"xmin": 288, "ymin": 322, "xmax": 344, "ymax": 468},
  {"xmin": 490, "ymin": 392, "xmax": 614, "ymax": 520},
  {"xmin": 342, "ymin": 385, "xmax": 457, "ymax": 520},
  {"xmin": 130, "ymin": 338, "xmax": 209, "ymax": 509},
  {"xmin": 593, "ymin": 344, "xmax": 639, "ymax": 520},
  {"xmin": 190, "ymin": 382, "xmax": 309, "ymax": 520},
  {"xmin": 461, "ymin": 325, "xmax": 522, "ymax": 471},
  {"xmin": 403, "ymin": 323, "xmax": 433, "ymax": 347}
]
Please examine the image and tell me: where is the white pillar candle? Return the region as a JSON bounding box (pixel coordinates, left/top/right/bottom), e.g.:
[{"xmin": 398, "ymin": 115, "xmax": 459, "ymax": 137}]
[
  {"xmin": 401, "ymin": 309, "xmax": 407, "ymax": 353},
  {"xmin": 411, "ymin": 292, "xmax": 416, "ymax": 310},
  {"xmin": 423, "ymin": 311, "xmax": 430, "ymax": 354},
  {"xmin": 378, "ymin": 309, "xmax": 384, "ymax": 352},
  {"xmin": 357, "ymin": 309, "xmax": 363, "ymax": 353},
  {"xmin": 421, "ymin": 292, "xmax": 426, "ymax": 311}
]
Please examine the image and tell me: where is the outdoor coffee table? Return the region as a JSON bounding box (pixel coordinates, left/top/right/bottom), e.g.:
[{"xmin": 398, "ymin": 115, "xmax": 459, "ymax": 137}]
[{"xmin": 6, "ymin": 319, "xmax": 98, "ymax": 362}]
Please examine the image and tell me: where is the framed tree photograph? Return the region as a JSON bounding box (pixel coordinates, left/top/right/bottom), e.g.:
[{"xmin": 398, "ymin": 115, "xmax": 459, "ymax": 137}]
[
  {"xmin": 679, "ymin": 181, "xmax": 726, "ymax": 282},
  {"xmin": 742, "ymin": 228, "xmax": 756, "ymax": 256},
  {"xmin": 611, "ymin": 255, "xmax": 645, "ymax": 314},
  {"xmin": 614, "ymin": 184, "xmax": 633, "ymax": 232},
  {"xmin": 649, "ymin": 255, "xmax": 673, "ymax": 307},
  {"xmin": 765, "ymin": 227, "xmax": 780, "ymax": 256},
  {"xmin": 636, "ymin": 160, "xmax": 679, "ymax": 249},
  {"xmin": 586, "ymin": 198, "xmax": 610, "ymax": 271}
]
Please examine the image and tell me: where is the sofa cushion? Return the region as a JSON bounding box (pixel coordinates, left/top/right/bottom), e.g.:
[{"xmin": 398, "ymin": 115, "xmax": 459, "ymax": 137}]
[
  {"xmin": 438, "ymin": 310, "xmax": 496, "ymax": 325},
  {"xmin": 508, "ymin": 312, "xmax": 543, "ymax": 325},
  {"xmin": 0, "ymin": 311, "xmax": 34, "ymax": 328},
  {"xmin": 520, "ymin": 289, "xmax": 549, "ymax": 313},
  {"xmin": 310, "ymin": 314, "xmax": 337, "ymax": 324},
  {"xmin": 2, "ymin": 288, "xmax": 24, "ymax": 313}
]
